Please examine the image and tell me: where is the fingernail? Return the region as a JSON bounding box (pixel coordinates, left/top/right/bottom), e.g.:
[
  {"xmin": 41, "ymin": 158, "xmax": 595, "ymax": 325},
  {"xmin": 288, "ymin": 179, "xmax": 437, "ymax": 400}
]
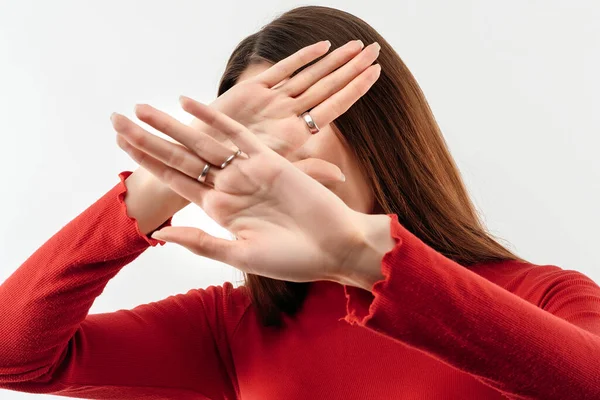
[
  {"xmin": 357, "ymin": 40, "xmax": 364, "ymax": 48},
  {"xmin": 374, "ymin": 42, "xmax": 381, "ymax": 51},
  {"xmin": 110, "ymin": 112, "xmax": 116, "ymax": 121},
  {"xmin": 324, "ymin": 40, "xmax": 331, "ymax": 48},
  {"xmin": 151, "ymin": 231, "xmax": 166, "ymax": 240},
  {"xmin": 340, "ymin": 173, "xmax": 346, "ymax": 182}
]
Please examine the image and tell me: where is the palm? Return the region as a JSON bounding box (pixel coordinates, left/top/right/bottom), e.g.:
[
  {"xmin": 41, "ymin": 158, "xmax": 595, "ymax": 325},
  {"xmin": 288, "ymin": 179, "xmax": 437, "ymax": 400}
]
[
  {"xmin": 201, "ymin": 149, "xmax": 356, "ymax": 282},
  {"xmin": 210, "ymin": 80, "xmax": 310, "ymax": 156}
]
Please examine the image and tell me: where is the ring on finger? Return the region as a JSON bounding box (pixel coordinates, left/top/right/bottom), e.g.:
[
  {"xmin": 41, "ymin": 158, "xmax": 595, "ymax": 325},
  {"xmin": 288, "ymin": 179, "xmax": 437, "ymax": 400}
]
[
  {"xmin": 301, "ymin": 112, "xmax": 320, "ymax": 134},
  {"xmin": 196, "ymin": 148, "xmax": 242, "ymax": 185},
  {"xmin": 220, "ymin": 148, "xmax": 242, "ymax": 169},
  {"xmin": 197, "ymin": 163, "xmax": 212, "ymax": 184}
]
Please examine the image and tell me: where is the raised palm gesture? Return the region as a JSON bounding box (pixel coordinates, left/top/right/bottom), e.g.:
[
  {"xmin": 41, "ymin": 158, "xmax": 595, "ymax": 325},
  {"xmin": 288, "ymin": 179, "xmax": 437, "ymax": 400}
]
[
  {"xmin": 192, "ymin": 39, "xmax": 380, "ymax": 156},
  {"xmin": 110, "ymin": 39, "xmax": 382, "ymax": 283},
  {"xmin": 113, "ymin": 97, "xmax": 374, "ymax": 283}
]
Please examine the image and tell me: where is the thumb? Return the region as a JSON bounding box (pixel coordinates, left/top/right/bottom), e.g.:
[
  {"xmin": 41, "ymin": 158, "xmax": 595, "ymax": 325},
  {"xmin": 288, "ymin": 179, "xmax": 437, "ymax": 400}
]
[
  {"xmin": 151, "ymin": 226, "xmax": 237, "ymax": 265},
  {"xmin": 292, "ymin": 158, "xmax": 346, "ymax": 184}
]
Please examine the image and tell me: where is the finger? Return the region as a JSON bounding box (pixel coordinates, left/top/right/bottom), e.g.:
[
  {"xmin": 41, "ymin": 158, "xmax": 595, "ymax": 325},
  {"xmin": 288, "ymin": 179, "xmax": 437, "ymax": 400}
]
[
  {"xmin": 134, "ymin": 103, "xmax": 239, "ymax": 168},
  {"xmin": 254, "ymin": 40, "xmax": 332, "ymax": 88},
  {"xmin": 279, "ymin": 40, "xmax": 364, "ymax": 97},
  {"xmin": 112, "ymin": 112, "xmax": 223, "ymax": 184},
  {"xmin": 113, "ymin": 116, "xmax": 212, "ymax": 205},
  {"xmin": 294, "ymin": 42, "xmax": 380, "ymax": 114},
  {"xmin": 151, "ymin": 226, "xmax": 239, "ymax": 267},
  {"xmin": 189, "ymin": 114, "xmax": 231, "ymax": 144},
  {"xmin": 292, "ymin": 158, "xmax": 346, "ymax": 184},
  {"xmin": 179, "ymin": 96, "xmax": 265, "ymax": 156},
  {"xmin": 309, "ymin": 63, "xmax": 381, "ymax": 127}
]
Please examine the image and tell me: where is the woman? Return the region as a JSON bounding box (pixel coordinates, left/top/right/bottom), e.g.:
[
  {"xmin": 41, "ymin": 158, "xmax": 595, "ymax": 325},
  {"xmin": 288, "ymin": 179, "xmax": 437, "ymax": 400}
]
[{"xmin": 1, "ymin": 5, "xmax": 599, "ymax": 399}]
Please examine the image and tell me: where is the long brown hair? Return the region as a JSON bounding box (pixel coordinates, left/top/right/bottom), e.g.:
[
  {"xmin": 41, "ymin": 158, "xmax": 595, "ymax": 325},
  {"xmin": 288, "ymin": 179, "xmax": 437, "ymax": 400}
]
[{"xmin": 217, "ymin": 5, "xmax": 524, "ymax": 328}]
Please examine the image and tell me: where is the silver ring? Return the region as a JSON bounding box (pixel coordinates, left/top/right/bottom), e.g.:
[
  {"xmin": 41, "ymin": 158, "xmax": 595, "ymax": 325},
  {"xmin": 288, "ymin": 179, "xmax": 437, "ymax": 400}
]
[
  {"xmin": 220, "ymin": 149, "xmax": 242, "ymax": 169},
  {"xmin": 197, "ymin": 163, "xmax": 211, "ymax": 183},
  {"xmin": 301, "ymin": 112, "xmax": 320, "ymax": 134}
]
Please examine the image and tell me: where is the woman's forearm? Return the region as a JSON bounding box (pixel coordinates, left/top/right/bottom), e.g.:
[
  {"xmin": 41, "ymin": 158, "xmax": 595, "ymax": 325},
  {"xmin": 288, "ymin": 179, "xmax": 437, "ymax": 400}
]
[{"xmin": 123, "ymin": 166, "xmax": 190, "ymax": 235}]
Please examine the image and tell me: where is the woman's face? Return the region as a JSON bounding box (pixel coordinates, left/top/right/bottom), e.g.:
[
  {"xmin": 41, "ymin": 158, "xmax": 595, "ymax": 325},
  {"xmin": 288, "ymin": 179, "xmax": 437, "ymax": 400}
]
[{"xmin": 201, "ymin": 61, "xmax": 374, "ymax": 214}]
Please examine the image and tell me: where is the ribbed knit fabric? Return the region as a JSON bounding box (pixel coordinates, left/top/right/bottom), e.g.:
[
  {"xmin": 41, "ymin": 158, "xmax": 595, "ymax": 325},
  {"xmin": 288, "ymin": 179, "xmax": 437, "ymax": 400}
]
[{"xmin": 1, "ymin": 171, "xmax": 599, "ymax": 399}]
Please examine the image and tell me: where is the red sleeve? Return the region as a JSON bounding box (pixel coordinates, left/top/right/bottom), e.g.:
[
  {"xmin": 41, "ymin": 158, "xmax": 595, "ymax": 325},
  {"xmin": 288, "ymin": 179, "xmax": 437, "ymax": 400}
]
[
  {"xmin": 341, "ymin": 214, "xmax": 600, "ymax": 400},
  {"xmin": 0, "ymin": 171, "xmax": 251, "ymax": 400}
]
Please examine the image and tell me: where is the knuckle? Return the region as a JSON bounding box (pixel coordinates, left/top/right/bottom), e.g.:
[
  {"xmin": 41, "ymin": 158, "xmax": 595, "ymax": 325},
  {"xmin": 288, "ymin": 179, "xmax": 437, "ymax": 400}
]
[
  {"xmin": 205, "ymin": 109, "xmax": 218, "ymax": 126},
  {"xmin": 167, "ymin": 148, "xmax": 186, "ymax": 168},
  {"xmin": 350, "ymin": 82, "xmax": 364, "ymax": 100},
  {"xmin": 136, "ymin": 150, "xmax": 148, "ymax": 167},
  {"xmin": 127, "ymin": 129, "xmax": 145, "ymax": 146},
  {"xmin": 299, "ymin": 50, "xmax": 315, "ymax": 66},
  {"xmin": 192, "ymin": 135, "xmax": 206, "ymax": 152},
  {"xmin": 116, "ymin": 134, "xmax": 129, "ymax": 149},
  {"xmin": 331, "ymin": 98, "xmax": 343, "ymax": 116},
  {"xmin": 193, "ymin": 229, "xmax": 208, "ymax": 245},
  {"xmin": 162, "ymin": 167, "xmax": 175, "ymax": 184},
  {"xmin": 351, "ymin": 62, "xmax": 363, "ymax": 75},
  {"xmin": 304, "ymin": 67, "xmax": 318, "ymax": 84},
  {"xmin": 159, "ymin": 117, "xmax": 172, "ymax": 132},
  {"xmin": 160, "ymin": 166, "xmax": 170, "ymax": 181},
  {"xmin": 323, "ymin": 80, "xmax": 335, "ymax": 97},
  {"xmin": 344, "ymin": 42, "xmax": 360, "ymax": 55}
]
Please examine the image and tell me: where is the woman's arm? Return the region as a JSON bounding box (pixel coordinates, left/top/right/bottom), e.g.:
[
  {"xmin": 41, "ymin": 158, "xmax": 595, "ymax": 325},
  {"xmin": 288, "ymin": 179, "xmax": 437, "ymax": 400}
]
[
  {"xmin": 0, "ymin": 171, "xmax": 250, "ymax": 399},
  {"xmin": 123, "ymin": 165, "xmax": 190, "ymax": 235},
  {"xmin": 340, "ymin": 213, "xmax": 600, "ymax": 400}
]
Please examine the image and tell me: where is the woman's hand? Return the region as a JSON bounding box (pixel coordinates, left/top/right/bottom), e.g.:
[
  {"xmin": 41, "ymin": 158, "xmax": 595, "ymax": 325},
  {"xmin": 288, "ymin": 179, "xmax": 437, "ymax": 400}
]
[
  {"xmin": 136, "ymin": 39, "xmax": 381, "ymax": 158},
  {"xmin": 201, "ymin": 39, "xmax": 381, "ymax": 156},
  {"xmin": 111, "ymin": 97, "xmax": 375, "ymax": 284}
]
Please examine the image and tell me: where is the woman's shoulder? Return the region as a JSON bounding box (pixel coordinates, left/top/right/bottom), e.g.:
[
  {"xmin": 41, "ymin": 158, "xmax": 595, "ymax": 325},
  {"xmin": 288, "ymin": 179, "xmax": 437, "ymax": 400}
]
[
  {"xmin": 162, "ymin": 281, "xmax": 253, "ymax": 337},
  {"xmin": 189, "ymin": 280, "xmax": 252, "ymax": 314}
]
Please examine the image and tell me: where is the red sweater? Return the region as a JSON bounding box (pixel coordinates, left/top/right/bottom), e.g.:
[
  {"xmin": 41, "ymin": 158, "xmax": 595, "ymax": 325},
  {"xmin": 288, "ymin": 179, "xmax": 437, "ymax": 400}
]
[{"xmin": 1, "ymin": 170, "xmax": 599, "ymax": 400}]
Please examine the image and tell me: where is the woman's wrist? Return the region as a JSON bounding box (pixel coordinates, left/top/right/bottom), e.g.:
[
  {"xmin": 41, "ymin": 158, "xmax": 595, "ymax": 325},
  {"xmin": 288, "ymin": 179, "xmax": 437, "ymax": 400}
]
[
  {"xmin": 123, "ymin": 167, "xmax": 190, "ymax": 235},
  {"xmin": 337, "ymin": 212, "xmax": 396, "ymax": 291}
]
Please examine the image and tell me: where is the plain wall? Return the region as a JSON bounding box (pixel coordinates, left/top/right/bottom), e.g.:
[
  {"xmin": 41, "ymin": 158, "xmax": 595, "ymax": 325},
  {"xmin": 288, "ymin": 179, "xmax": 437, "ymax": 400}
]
[{"xmin": 0, "ymin": 0, "xmax": 598, "ymax": 398}]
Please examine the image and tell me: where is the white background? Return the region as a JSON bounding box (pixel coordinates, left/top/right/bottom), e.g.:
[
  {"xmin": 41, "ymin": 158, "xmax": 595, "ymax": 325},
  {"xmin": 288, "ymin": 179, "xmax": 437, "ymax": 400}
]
[{"xmin": 0, "ymin": 1, "xmax": 598, "ymax": 398}]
